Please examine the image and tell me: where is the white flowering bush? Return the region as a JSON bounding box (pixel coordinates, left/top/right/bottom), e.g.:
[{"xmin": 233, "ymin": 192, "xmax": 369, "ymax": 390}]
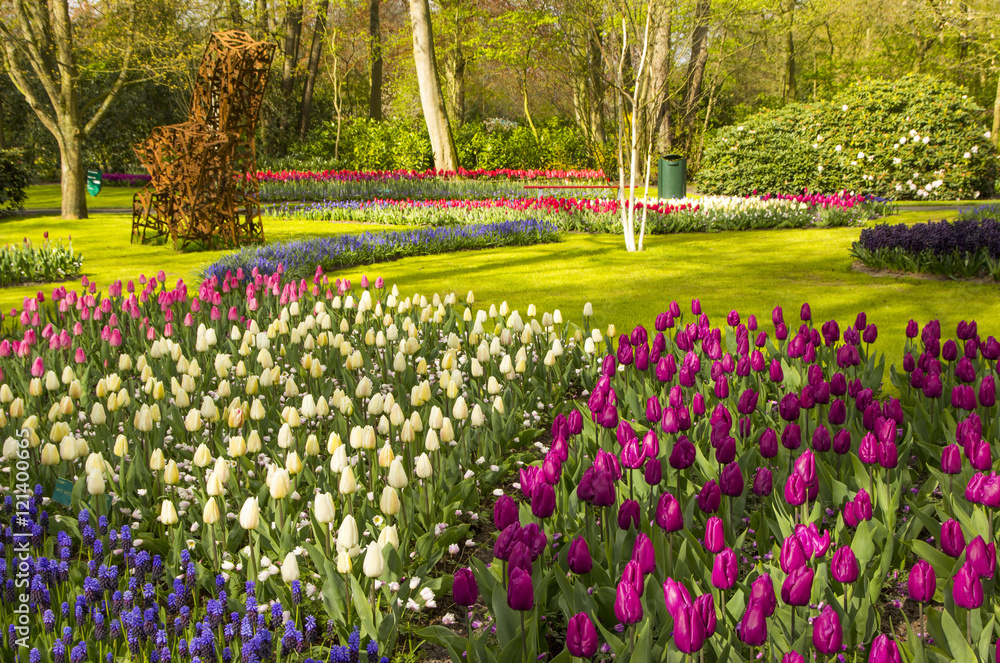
[{"xmin": 698, "ymin": 75, "xmax": 998, "ymax": 200}]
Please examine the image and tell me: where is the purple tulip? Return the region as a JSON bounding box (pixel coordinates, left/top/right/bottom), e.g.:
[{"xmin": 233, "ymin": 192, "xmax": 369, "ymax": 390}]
[
  {"xmin": 784, "ymin": 474, "xmax": 806, "ymax": 507},
  {"xmin": 506, "ymin": 567, "xmax": 534, "ymax": 611},
  {"xmin": 738, "ymin": 389, "xmax": 758, "ymax": 415},
  {"xmin": 618, "ymin": 499, "xmax": 640, "ymax": 531},
  {"xmin": 662, "ymin": 577, "xmax": 693, "ymax": 619},
  {"xmin": 530, "ymin": 482, "xmax": 555, "ymax": 519},
  {"xmin": 811, "ymin": 425, "xmax": 831, "ymax": 452},
  {"xmin": 669, "ymin": 436, "xmax": 696, "ymax": 469},
  {"xmin": 967, "ymin": 536, "xmax": 996, "ymax": 579},
  {"xmin": 567, "ymin": 537, "xmax": 592, "ymax": 575},
  {"xmin": 828, "ymin": 398, "xmax": 847, "ymax": 426},
  {"xmin": 752, "ymin": 467, "xmax": 773, "ymax": 496},
  {"xmin": 869, "ymin": 634, "xmax": 902, "ymax": 663},
  {"xmin": 877, "ymin": 440, "xmax": 898, "ymax": 469},
  {"xmin": 941, "ymin": 444, "xmax": 962, "ymax": 474},
  {"xmin": 520, "ymin": 523, "xmax": 547, "ymax": 559},
  {"xmin": 697, "ymin": 481, "xmax": 722, "ymax": 514},
  {"xmin": 705, "ymin": 516, "xmax": 725, "ymax": 553},
  {"xmin": 632, "ymin": 533, "xmax": 655, "ymax": 574},
  {"xmin": 781, "ymin": 424, "xmax": 802, "ymax": 451},
  {"xmin": 567, "ymin": 409, "xmax": 584, "ymax": 435},
  {"xmin": 737, "ymin": 605, "xmax": 768, "ymax": 646},
  {"xmin": 907, "ymin": 560, "xmax": 935, "ymax": 602},
  {"xmin": 566, "ymin": 613, "xmax": 599, "ymax": 657},
  {"xmin": 859, "ymin": 433, "xmax": 878, "ymax": 464},
  {"xmin": 783, "ymin": 654, "xmax": 805, "ymax": 663},
  {"xmin": 812, "ymin": 604, "xmax": 843, "ymax": 654},
  {"xmin": 779, "ymin": 393, "xmax": 800, "ymax": 422},
  {"xmin": 591, "ymin": 469, "xmax": 616, "ymax": 507},
  {"xmin": 614, "ymin": 579, "xmax": 643, "ymax": 624},
  {"xmin": 715, "ymin": 436, "xmax": 737, "ymax": 464},
  {"xmin": 656, "ymin": 493, "xmax": 683, "ymax": 532},
  {"xmin": 832, "ymin": 429, "xmax": 851, "ymax": 455},
  {"xmin": 674, "ymin": 602, "xmax": 707, "ymax": 654},
  {"xmin": 646, "ymin": 396, "xmax": 662, "ymax": 424},
  {"xmin": 780, "ymin": 566, "xmax": 814, "ymax": 606},
  {"xmin": 622, "ymin": 560, "xmax": 645, "ymax": 597},
  {"xmin": 980, "ymin": 376, "xmax": 997, "ymax": 408},
  {"xmin": 831, "ymin": 546, "xmax": 859, "ymax": 583},
  {"xmin": 943, "ymin": 339, "xmax": 959, "ymax": 361},
  {"xmin": 644, "ymin": 458, "xmax": 663, "ymax": 486},
  {"xmin": 695, "ymin": 592, "xmax": 717, "ymax": 636},
  {"xmin": 507, "ymin": 542, "xmax": 532, "ymax": 579},
  {"xmin": 769, "ymin": 358, "xmax": 784, "ymax": 383},
  {"xmin": 749, "ymin": 573, "xmax": 777, "ymax": 616},
  {"xmin": 780, "ymin": 536, "xmax": 807, "ymax": 573},
  {"xmin": 719, "ymin": 463, "xmax": 744, "ymax": 497},
  {"xmin": 759, "ymin": 428, "xmax": 778, "ymax": 458},
  {"xmin": 453, "ymin": 568, "xmax": 478, "ymax": 607},
  {"xmin": 862, "ymin": 324, "xmax": 878, "ymax": 344},
  {"xmin": 494, "ymin": 523, "xmax": 521, "ymax": 560},
  {"xmin": 691, "ymin": 298, "xmax": 701, "ymax": 314},
  {"xmin": 494, "ymin": 494, "xmax": 518, "ymax": 531},
  {"xmin": 712, "ymin": 547, "xmax": 738, "ymax": 590},
  {"xmin": 941, "ymin": 519, "xmax": 966, "ymax": 557},
  {"xmin": 952, "ymin": 562, "xmax": 983, "ymax": 609}
]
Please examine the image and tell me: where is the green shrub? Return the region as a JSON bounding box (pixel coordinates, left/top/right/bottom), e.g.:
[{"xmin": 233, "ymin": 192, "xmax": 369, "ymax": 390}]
[
  {"xmin": 270, "ymin": 117, "xmax": 603, "ymax": 172},
  {"xmin": 698, "ymin": 75, "xmax": 998, "ymax": 200},
  {"xmin": 0, "ymin": 149, "xmax": 29, "ymax": 217}
]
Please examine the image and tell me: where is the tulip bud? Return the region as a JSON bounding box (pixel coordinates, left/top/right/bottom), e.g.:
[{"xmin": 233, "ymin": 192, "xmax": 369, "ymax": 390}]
[
  {"xmin": 239, "ymin": 497, "xmax": 260, "ymax": 530},
  {"xmin": 86, "ymin": 468, "xmax": 106, "ymax": 495},
  {"xmin": 337, "ymin": 515, "xmax": 359, "ymax": 550},
  {"xmin": 158, "ymin": 500, "xmax": 179, "ymax": 525},
  {"xmin": 363, "ymin": 543, "xmax": 385, "ymax": 578},
  {"xmin": 281, "ymin": 552, "xmax": 300, "ymax": 583},
  {"xmin": 380, "ymin": 486, "xmax": 400, "ymax": 515},
  {"xmin": 378, "ymin": 524, "xmax": 399, "ymax": 550},
  {"xmin": 415, "ymin": 453, "xmax": 433, "ymax": 478}
]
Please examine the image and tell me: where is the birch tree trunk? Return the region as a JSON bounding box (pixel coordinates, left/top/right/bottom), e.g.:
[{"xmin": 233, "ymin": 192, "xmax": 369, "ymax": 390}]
[
  {"xmin": 408, "ymin": 0, "xmax": 458, "ymax": 171},
  {"xmin": 282, "ymin": 1, "xmax": 303, "ymax": 97},
  {"xmin": 993, "ymin": 69, "xmax": 999, "ymax": 149},
  {"xmin": 369, "ymin": 0, "xmax": 383, "ymax": 120},
  {"xmin": 0, "ymin": 0, "xmax": 133, "ymax": 219}
]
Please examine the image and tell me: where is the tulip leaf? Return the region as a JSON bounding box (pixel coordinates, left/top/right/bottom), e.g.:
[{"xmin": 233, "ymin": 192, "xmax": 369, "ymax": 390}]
[
  {"xmin": 350, "ymin": 575, "xmax": 377, "ymax": 640},
  {"xmin": 910, "ymin": 540, "xmax": 956, "ymax": 581},
  {"xmin": 851, "ymin": 520, "xmax": 875, "ymax": 568},
  {"xmin": 625, "ymin": 619, "xmax": 653, "ymax": 663},
  {"xmin": 594, "ymin": 619, "xmax": 626, "ymax": 656},
  {"xmin": 976, "ymin": 616, "xmax": 994, "ymax": 662},
  {"xmin": 416, "ymin": 625, "xmax": 465, "ymax": 663},
  {"xmin": 902, "ymin": 612, "xmax": 926, "ymax": 663},
  {"xmin": 931, "ymin": 606, "xmax": 977, "ymax": 663},
  {"xmin": 490, "ymin": 585, "xmax": 521, "ymax": 647}
]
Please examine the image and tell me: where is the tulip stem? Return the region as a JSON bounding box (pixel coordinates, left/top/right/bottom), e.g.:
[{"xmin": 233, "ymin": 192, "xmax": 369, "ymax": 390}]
[
  {"xmin": 918, "ymin": 603, "xmax": 923, "ymax": 640},
  {"xmin": 467, "ymin": 609, "xmax": 474, "ymax": 663},
  {"xmin": 521, "ymin": 611, "xmax": 527, "ymax": 662},
  {"xmin": 967, "ymin": 609, "xmax": 972, "ymax": 646},
  {"xmin": 791, "ymin": 608, "xmax": 796, "ymax": 649},
  {"xmin": 345, "ymin": 571, "xmax": 351, "ymax": 630}
]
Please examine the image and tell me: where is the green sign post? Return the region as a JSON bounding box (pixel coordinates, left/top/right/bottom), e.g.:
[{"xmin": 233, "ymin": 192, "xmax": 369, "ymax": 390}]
[{"xmin": 86, "ymin": 170, "xmax": 102, "ymax": 197}]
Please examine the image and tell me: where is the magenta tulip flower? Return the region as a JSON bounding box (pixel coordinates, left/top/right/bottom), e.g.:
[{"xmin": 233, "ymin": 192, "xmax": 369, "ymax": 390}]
[
  {"xmin": 780, "ymin": 566, "xmax": 814, "ymax": 606},
  {"xmin": 869, "ymin": 634, "xmax": 902, "ymax": 663},
  {"xmin": 566, "ymin": 613, "xmax": 599, "ymax": 657},
  {"xmin": 941, "ymin": 519, "xmax": 966, "ymax": 557},
  {"xmin": 711, "ymin": 547, "xmax": 738, "ymax": 590},
  {"xmin": 812, "ymin": 604, "xmax": 843, "ymax": 655},
  {"xmin": 452, "ymin": 568, "xmax": 478, "ymax": 607},
  {"xmin": 737, "ymin": 605, "xmax": 768, "ymax": 646},
  {"xmin": 614, "ymin": 580, "xmax": 643, "ymax": 625},
  {"xmin": 566, "ymin": 537, "xmax": 592, "ymax": 575},
  {"xmin": 831, "ymin": 546, "xmax": 859, "ymax": 583},
  {"xmin": 704, "ymin": 516, "xmax": 725, "ymax": 553},
  {"xmin": 907, "ymin": 560, "xmax": 936, "ymax": 603},
  {"xmin": 663, "ymin": 577, "xmax": 693, "ymax": 619},
  {"xmin": 656, "ymin": 493, "xmax": 684, "ymax": 532},
  {"xmin": 674, "ymin": 602, "xmax": 707, "ymax": 654},
  {"xmin": 953, "ymin": 562, "xmax": 983, "ymax": 609},
  {"xmin": 506, "ymin": 567, "xmax": 534, "ymax": 611}
]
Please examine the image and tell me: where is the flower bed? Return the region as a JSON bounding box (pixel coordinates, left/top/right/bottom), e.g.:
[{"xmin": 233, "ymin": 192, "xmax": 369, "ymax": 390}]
[
  {"xmin": 3, "ymin": 266, "xmax": 997, "ymax": 662},
  {"xmin": 850, "ymin": 211, "xmax": 1000, "ymax": 280},
  {"xmin": 256, "ymin": 168, "xmax": 609, "ymax": 203},
  {"xmin": 0, "ymin": 234, "xmax": 83, "ymax": 287},
  {"xmin": 266, "ymin": 192, "xmax": 887, "ymax": 233},
  {"xmin": 201, "ymin": 219, "xmax": 561, "ymax": 282},
  {"xmin": 102, "ymin": 173, "xmax": 152, "ymax": 187}
]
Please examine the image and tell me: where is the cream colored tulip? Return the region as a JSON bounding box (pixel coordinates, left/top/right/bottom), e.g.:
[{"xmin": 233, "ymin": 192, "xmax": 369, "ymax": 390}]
[
  {"xmin": 239, "ymin": 497, "xmax": 260, "ymax": 529},
  {"xmin": 339, "ymin": 466, "xmax": 358, "ymax": 495},
  {"xmin": 337, "ymin": 515, "xmax": 359, "ymax": 550},
  {"xmin": 246, "ymin": 430, "xmax": 262, "ymax": 453},
  {"xmin": 415, "ymin": 453, "xmax": 433, "ymax": 479},
  {"xmin": 193, "ymin": 443, "xmax": 212, "ymax": 468},
  {"xmin": 228, "ymin": 435, "xmax": 247, "ymax": 458},
  {"xmin": 281, "ymin": 552, "xmax": 300, "ymax": 583},
  {"xmin": 86, "ymin": 469, "xmax": 106, "ymax": 496},
  {"xmin": 158, "ymin": 500, "xmax": 179, "ymax": 525},
  {"xmin": 213, "ymin": 457, "xmax": 230, "ymax": 484},
  {"xmin": 377, "ymin": 443, "xmax": 395, "ymax": 468},
  {"xmin": 269, "ymin": 469, "xmax": 291, "ymax": 499},
  {"xmin": 206, "ymin": 472, "xmax": 226, "ymax": 497},
  {"xmin": 184, "ymin": 409, "xmax": 202, "ymax": 432},
  {"xmin": 336, "ymin": 549, "xmax": 352, "ymax": 574},
  {"xmin": 163, "ymin": 460, "xmax": 180, "ymax": 485},
  {"xmin": 314, "ymin": 492, "xmax": 336, "ymax": 524},
  {"xmin": 378, "ymin": 525, "xmax": 399, "ymax": 550},
  {"xmin": 380, "ymin": 486, "xmax": 400, "ymax": 516},
  {"xmin": 203, "ymin": 497, "xmax": 220, "ymax": 525},
  {"xmin": 363, "ymin": 542, "xmax": 385, "ymax": 578},
  {"xmin": 387, "ymin": 458, "xmax": 408, "ymax": 489},
  {"xmin": 285, "ymin": 451, "xmax": 303, "ymax": 475},
  {"xmin": 329, "ymin": 446, "xmax": 349, "ymax": 473}
]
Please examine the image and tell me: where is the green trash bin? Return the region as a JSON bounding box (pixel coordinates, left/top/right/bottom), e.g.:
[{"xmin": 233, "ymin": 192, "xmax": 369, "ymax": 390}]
[
  {"xmin": 86, "ymin": 170, "xmax": 102, "ymax": 198},
  {"xmin": 657, "ymin": 155, "xmax": 686, "ymax": 200}
]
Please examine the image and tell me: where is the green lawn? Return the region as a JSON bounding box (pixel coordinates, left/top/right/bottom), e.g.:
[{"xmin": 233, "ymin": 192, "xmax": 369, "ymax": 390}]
[
  {"xmin": 2, "ymin": 204, "xmax": 996, "ymax": 377},
  {"xmin": 24, "ymin": 184, "xmax": 141, "ymax": 210}
]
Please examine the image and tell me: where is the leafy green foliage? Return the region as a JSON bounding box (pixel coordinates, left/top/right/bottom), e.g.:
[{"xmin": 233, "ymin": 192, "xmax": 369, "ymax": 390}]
[
  {"xmin": 0, "ymin": 148, "xmax": 29, "ymax": 217},
  {"xmin": 0, "ymin": 234, "xmax": 83, "ymax": 286},
  {"xmin": 698, "ymin": 75, "xmax": 998, "ymax": 200},
  {"xmin": 271, "ymin": 118, "xmax": 603, "ymax": 172}
]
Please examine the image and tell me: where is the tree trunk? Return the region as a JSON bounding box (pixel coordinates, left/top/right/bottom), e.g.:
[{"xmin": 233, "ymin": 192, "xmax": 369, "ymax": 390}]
[
  {"xmin": 299, "ymin": 0, "xmax": 329, "ymax": 140},
  {"xmin": 255, "ymin": 0, "xmax": 273, "ymax": 36},
  {"xmin": 680, "ymin": 0, "xmax": 710, "ymax": 147},
  {"xmin": 588, "ymin": 32, "xmax": 607, "ymax": 144},
  {"xmin": 648, "ymin": 0, "xmax": 672, "ymax": 155},
  {"xmin": 0, "ymin": 93, "xmax": 7, "ymax": 149},
  {"xmin": 785, "ymin": 30, "xmax": 796, "ymax": 101},
  {"xmin": 369, "ymin": 0, "xmax": 383, "ymax": 120},
  {"xmin": 229, "ymin": 0, "xmax": 244, "ymax": 26},
  {"xmin": 408, "ymin": 0, "xmax": 458, "ymax": 171},
  {"xmin": 58, "ymin": 134, "xmax": 86, "ymax": 220},
  {"xmin": 282, "ymin": 1, "xmax": 303, "ymax": 97},
  {"xmin": 443, "ymin": 47, "xmax": 466, "ymax": 128},
  {"xmin": 993, "ymin": 69, "xmax": 1000, "ymax": 149}
]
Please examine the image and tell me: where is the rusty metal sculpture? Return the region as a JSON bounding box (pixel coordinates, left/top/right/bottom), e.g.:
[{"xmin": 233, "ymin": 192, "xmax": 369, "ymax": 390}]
[{"xmin": 132, "ymin": 31, "xmax": 276, "ymax": 250}]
